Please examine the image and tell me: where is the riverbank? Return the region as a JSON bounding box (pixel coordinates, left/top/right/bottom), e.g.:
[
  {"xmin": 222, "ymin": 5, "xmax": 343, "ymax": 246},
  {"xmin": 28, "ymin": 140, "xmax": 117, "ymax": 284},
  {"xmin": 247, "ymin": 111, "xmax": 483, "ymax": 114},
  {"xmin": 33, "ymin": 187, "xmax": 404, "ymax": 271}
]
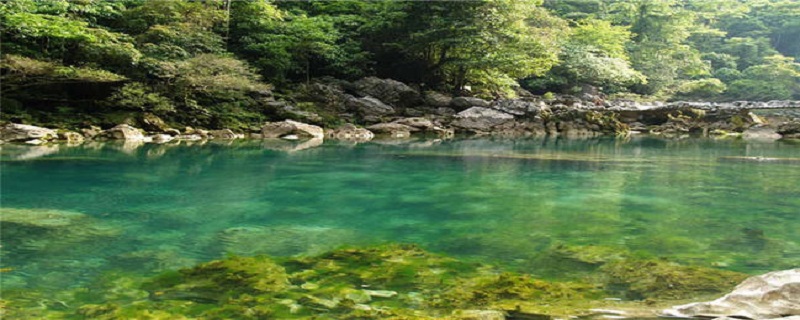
[{"xmin": 3, "ymin": 78, "xmax": 800, "ymax": 146}]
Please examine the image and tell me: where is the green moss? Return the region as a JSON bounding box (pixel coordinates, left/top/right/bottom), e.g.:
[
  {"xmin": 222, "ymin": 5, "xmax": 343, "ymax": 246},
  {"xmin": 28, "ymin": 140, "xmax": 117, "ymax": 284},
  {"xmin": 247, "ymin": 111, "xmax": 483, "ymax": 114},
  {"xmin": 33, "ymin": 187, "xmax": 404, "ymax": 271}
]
[
  {"xmin": 600, "ymin": 259, "xmax": 748, "ymax": 300},
  {"xmin": 1, "ymin": 244, "xmax": 753, "ymax": 319}
]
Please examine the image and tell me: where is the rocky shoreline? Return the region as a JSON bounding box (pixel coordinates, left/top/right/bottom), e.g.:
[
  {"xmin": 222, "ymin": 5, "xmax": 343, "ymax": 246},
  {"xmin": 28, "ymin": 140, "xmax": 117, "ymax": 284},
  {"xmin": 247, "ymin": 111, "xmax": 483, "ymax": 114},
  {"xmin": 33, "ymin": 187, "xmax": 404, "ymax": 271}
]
[{"xmin": 2, "ymin": 77, "xmax": 800, "ymax": 147}]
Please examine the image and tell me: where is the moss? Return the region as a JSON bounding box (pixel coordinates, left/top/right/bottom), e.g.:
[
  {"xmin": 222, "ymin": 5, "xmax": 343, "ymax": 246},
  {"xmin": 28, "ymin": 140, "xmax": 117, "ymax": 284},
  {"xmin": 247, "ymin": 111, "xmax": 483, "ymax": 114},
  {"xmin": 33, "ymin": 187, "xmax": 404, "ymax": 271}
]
[
  {"xmin": 1, "ymin": 244, "xmax": 753, "ymax": 319},
  {"xmin": 599, "ymin": 258, "xmax": 748, "ymax": 300}
]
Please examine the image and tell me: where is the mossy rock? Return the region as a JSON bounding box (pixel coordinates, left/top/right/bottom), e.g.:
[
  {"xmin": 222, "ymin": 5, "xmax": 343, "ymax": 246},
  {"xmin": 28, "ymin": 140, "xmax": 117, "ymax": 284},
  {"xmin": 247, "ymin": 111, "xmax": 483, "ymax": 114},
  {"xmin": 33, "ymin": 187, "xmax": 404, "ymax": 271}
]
[{"xmin": 600, "ymin": 259, "xmax": 748, "ymax": 300}]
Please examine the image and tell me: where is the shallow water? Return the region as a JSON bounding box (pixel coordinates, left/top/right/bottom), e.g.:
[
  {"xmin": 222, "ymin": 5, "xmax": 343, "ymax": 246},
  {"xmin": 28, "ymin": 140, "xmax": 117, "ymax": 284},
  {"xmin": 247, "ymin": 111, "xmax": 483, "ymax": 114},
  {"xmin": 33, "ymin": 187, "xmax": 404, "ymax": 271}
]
[{"xmin": 2, "ymin": 137, "xmax": 800, "ymax": 292}]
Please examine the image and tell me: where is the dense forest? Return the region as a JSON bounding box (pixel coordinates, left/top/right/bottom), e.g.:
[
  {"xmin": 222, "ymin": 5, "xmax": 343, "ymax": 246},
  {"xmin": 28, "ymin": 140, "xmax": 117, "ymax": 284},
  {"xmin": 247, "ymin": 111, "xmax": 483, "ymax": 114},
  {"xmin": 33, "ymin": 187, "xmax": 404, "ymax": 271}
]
[{"xmin": 2, "ymin": 0, "xmax": 799, "ymax": 130}]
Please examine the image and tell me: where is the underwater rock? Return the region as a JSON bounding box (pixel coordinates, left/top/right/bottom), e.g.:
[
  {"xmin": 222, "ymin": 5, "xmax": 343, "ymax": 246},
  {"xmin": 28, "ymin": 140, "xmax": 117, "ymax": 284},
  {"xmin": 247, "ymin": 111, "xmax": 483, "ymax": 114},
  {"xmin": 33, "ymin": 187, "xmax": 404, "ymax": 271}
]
[
  {"xmin": 600, "ymin": 259, "xmax": 749, "ymax": 300},
  {"xmin": 662, "ymin": 269, "xmax": 800, "ymax": 319},
  {"xmin": 0, "ymin": 208, "xmax": 120, "ymax": 264},
  {"xmin": 218, "ymin": 225, "xmax": 359, "ymax": 257},
  {"xmin": 454, "ymin": 309, "xmax": 507, "ymax": 320}
]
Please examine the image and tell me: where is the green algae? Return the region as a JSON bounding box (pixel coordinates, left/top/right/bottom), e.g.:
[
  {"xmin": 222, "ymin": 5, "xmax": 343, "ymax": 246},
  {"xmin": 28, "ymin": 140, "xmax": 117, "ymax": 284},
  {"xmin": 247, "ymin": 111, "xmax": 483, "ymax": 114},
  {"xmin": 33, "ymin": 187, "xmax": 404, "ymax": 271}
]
[
  {"xmin": 0, "ymin": 244, "xmax": 753, "ymax": 320},
  {"xmin": 599, "ymin": 258, "xmax": 748, "ymax": 300}
]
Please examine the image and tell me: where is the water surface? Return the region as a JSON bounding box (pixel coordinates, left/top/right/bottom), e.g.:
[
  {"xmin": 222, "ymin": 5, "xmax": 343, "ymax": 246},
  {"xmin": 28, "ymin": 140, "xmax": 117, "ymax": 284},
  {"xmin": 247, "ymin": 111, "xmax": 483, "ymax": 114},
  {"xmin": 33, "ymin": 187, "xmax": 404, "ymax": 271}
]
[{"xmin": 2, "ymin": 137, "xmax": 799, "ymax": 291}]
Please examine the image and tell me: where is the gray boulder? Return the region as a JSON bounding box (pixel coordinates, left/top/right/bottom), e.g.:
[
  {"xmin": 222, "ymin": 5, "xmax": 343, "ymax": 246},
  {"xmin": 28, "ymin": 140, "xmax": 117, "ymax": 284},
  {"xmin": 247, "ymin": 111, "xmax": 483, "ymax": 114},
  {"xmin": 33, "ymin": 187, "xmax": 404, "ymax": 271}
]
[
  {"xmin": 353, "ymin": 77, "xmax": 421, "ymax": 108},
  {"xmin": 1, "ymin": 123, "xmax": 57, "ymax": 142},
  {"xmin": 101, "ymin": 124, "xmax": 146, "ymax": 141},
  {"xmin": 451, "ymin": 107, "xmax": 514, "ymax": 132},
  {"xmin": 742, "ymin": 125, "xmax": 782, "ymax": 141},
  {"xmin": 393, "ymin": 117, "xmax": 435, "ymax": 131},
  {"xmin": 367, "ymin": 122, "xmax": 417, "ymax": 134},
  {"xmin": 209, "ymin": 129, "xmax": 237, "ymax": 140},
  {"xmin": 262, "ymin": 120, "xmax": 324, "ymax": 139},
  {"xmin": 423, "ymin": 91, "xmax": 452, "ymax": 108},
  {"xmin": 345, "ymin": 95, "xmax": 396, "ymax": 119},
  {"xmin": 451, "ymin": 97, "xmax": 491, "ymax": 110},
  {"xmin": 662, "ymin": 269, "xmax": 800, "ymax": 319},
  {"xmin": 492, "ymin": 99, "xmax": 543, "ymax": 116}
]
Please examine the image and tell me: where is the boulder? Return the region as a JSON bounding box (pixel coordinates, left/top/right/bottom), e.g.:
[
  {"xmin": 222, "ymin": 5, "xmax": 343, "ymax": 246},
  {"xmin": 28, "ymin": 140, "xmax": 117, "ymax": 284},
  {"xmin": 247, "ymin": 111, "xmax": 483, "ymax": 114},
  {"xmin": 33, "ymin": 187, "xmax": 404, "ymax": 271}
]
[
  {"xmin": 367, "ymin": 122, "xmax": 418, "ymax": 135},
  {"xmin": 326, "ymin": 124, "xmax": 374, "ymax": 142},
  {"xmin": 150, "ymin": 134, "xmax": 175, "ymax": 143},
  {"xmin": 0, "ymin": 123, "xmax": 57, "ymax": 142},
  {"xmin": 662, "ymin": 269, "xmax": 800, "ymax": 319},
  {"xmin": 269, "ymin": 101, "xmax": 323, "ymax": 124},
  {"xmin": 209, "ymin": 129, "xmax": 237, "ymax": 140},
  {"xmin": 424, "ymin": 91, "xmax": 452, "ymax": 108},
  {"xmin": 101, "ymin": 124, "xmax": 146, "ymax": 141},
  {"xmin": 778, "ymin": 122, "xmax": 800, "ymax": 139},
  {"xmin": 451, "ymin": 97, "xmax": 491, "ymax": 110},
  {"xmin": 742, "ymin": 125, "xmax": 782, "ymax": 141},
  {"xmin": 492, "ymin": 99, "xmax": 542, "ymax": 116},
  {"xmin": 261, "ymin": 120, "xmax": 324, "ymax": 139},
  {"xmin": 345, "ymin": 95, "xmax": 396, "ymax": 119},
  {"xmin": 393, "ymin": 117, "xmax": 435, "ymax": 131},
  {"xmin": 58, "ymin": 131, "xmax": 84, "ymax": 143},
  {"xmin": 353, "ymin": 77, "xmax": 421, "ymax": 108},
  {"xmin": 451, "ymin": 107, "xmax": 514, "ymax": 132},
  {"xmin": 81, "ymin": 126, "xmax": 102, "ymax": 139},
  {"xmin": 141, "ymin": 113, "xmax": 169, "ymax": 132}
]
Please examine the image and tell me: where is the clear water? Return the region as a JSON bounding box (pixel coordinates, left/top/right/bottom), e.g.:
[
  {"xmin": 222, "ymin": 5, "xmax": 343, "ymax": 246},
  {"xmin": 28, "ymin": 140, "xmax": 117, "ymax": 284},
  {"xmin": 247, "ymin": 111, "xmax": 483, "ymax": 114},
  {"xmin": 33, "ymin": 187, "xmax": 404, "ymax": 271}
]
[{"xmin": 2, "ymin": 137, "xmax": 800, "ymax": 292}]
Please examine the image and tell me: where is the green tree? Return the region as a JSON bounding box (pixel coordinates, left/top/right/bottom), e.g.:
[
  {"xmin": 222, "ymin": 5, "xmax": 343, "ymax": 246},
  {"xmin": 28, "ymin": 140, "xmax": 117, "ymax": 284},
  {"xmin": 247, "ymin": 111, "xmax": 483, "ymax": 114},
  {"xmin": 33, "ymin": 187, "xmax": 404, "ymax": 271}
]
[{"xmin": 727, "ymin": 54, "xmax": 800, "ymax": 100}]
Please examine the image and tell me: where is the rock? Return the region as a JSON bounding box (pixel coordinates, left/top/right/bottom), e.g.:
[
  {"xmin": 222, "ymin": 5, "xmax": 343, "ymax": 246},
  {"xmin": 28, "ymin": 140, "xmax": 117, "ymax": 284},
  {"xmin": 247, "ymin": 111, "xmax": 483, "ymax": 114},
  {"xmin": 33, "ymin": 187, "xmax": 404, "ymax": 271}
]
[
  {"xmin": 353, "ymin": 77, "xmax": 421, "ymax": 108},
  {"xmin": 209, "ymin": 129, "xmax": 237, "ymax": 139},
  {"xmin": 451, "ymin": 97, "xmax": 491, "ymax": 110},
  {"xmin": 326, "ymin": 124, "xmax": 374, "ymax": 142},
  {"xmin": 742, "ymin": 125, "xmax": 782, "ymax": 141},
  {"xmin": 176, "ymin": 134, "xmax": 202, "ymax": 141},
  {"xmin": 0, "ymin": 123, "xmax": 57, "ymax": 142},
  {"xmin": 424, "ymin": 91, "xmax": 452, "ymax": 107},
  {"xmin": 367, "ymin": 123, "xmax": 416, "ymax": 138},
  {"xmin": 270, "ymin": 101, "xmax": 323, "ymax": 123},
  {"xmin": 164, "ymin": 128, "xmax": 181, "ymax": 136},
  {"xmin": 261, "ymin": 120, "xmax": 324, "ymax": 139},
  {"xmin": 453, "ymin": 310, "xmax": 506, "ymax": 320},
  {"xmin": 393, "ymin": 117, "xmax": 435, "ymax": 131},
  {"xmin": 141, "ymin": 113, "xmax": 169, "ymax": 132},
  {"xmin": 662, "ymin": 269, "xmax": 800, "ymax": 319},
  {"xmin": 81, "ymin": 126, "xmax": 102, "ymax": 139},
  {"xmin": 492, "ymin": 99, "xmax": 542, "ymax": 116},
  {"xmin": 282, "ymin": 135, "xmax": 299, "ymax": 140},
  {"xmin": 433, "ymin": 107, "xmax": 457, "ymax": 116},
  {"xmin": 345, "ymin": 95, "xmax": 396, "ymax": 119},
  {"xmin": 101, "ymin": 124, "xmax": 146, "ymax": 141},
  {"xmin": 25, "ymin": 139, "xmax": 45, "ymax": 145},
  {"xmin": 778, "ymin": 122, "xmax": 800, "ymax": 139},
  {"xmin": 58, "ymin": 131, "xmax": 84, "ymax": 143},
  {"xmin": 150, "ymin": 134, "xmax": 174, "ymax": 143},
  {"xmin": 451, "ymin": 107, "xmax": 514, "ymax": 132},
  {"xmin": 363, "ymin": 290, "xmax": 398, "ymax": 298}
]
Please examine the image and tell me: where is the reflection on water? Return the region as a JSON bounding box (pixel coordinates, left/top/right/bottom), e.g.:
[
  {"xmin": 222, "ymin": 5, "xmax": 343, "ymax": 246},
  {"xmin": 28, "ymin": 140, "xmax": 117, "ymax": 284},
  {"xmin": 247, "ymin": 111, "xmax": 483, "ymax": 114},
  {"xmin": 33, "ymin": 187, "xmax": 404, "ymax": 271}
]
[{"xmin": 1, "ymin": 136, "xmax": 799, "ymax": 292}]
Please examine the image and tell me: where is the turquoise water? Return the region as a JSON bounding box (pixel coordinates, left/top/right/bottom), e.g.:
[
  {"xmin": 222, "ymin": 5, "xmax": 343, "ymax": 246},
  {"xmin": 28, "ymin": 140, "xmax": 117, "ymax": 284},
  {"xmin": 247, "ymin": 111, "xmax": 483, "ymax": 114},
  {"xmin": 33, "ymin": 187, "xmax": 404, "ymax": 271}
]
[{"xmin": 2, "ymin": 137, "xmax": 800, "ymax": 292}]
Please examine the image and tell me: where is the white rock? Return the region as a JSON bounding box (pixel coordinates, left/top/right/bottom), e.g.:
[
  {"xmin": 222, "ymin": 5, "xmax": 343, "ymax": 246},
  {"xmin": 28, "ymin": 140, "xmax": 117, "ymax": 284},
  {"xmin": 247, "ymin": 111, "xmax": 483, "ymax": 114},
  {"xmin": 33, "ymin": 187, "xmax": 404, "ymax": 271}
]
[
  {"xmin": 1, "ymin": 123, "xmax": 57, "ymax": 142},
  {"xmin": 663, "ymin": 269, "xmax": 800, "ymax": 319}
]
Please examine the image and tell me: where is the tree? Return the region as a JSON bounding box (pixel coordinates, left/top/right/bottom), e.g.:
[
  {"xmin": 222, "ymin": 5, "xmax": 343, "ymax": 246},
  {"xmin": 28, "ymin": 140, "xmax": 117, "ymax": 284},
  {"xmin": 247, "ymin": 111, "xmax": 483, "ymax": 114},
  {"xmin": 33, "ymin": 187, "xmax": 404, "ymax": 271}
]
[
  {"xmin": 373, "ymin": 0, "xmax": 568, "ymax": 96},
  {"xmin": 727, "ymin": 54, "xmax": 800, "ymax": 100}
]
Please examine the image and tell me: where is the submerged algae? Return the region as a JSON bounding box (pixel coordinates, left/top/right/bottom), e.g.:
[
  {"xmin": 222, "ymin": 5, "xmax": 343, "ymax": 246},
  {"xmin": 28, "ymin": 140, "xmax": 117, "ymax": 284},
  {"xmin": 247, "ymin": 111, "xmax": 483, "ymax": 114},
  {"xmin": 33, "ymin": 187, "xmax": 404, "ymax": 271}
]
[{"xmin": 0, "ymin": 244, "xmax": 753, "ymax": 320}]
